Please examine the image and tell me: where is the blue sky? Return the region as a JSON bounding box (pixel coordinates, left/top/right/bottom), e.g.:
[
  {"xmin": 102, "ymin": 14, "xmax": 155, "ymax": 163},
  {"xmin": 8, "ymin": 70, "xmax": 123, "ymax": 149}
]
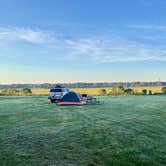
[{"xmin": 0, "ymin": 0, "xmax": 166, "ymax": 83}]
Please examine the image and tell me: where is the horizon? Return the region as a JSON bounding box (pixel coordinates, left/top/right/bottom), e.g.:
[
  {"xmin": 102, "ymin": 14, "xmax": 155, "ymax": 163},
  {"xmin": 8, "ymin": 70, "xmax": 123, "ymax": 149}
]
[
  {"xmin": 0, "ymin": 80, "xmax": 165, "ymax": 85},
  {"xmin": 1, "ymin": 0, "xmax": 166, "ymax": 83}
]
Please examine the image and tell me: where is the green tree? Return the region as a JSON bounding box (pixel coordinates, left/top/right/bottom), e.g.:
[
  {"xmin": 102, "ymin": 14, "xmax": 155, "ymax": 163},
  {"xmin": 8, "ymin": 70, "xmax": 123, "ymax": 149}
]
[
  {"xmin": 1, "ymin": 88, "xmax": 19, "ymax": 95},
  {"xmin": 20, "ymin": 88, "xmax": 32, "ymax": 96},
  {"xmin": 124, "ymin": 88, "xmax": 134, "ymax": 95},
  {"xmin": 161, "ymin": 87, "xmax": 166, "ymax": 94},
  {"xmin": 111, "ymin": 86, "xmax": 125, "ymax": 95},
  {"xmin": 1, "ymin": 89, "xmax": 7, "ymax": 95},
  {"xmin": 142, "ymin": 89, "xmax": 147, "ymax": 95},
  {"xmin": 148, "ymin": 90, "xmax": 152, "ymax": 95},
  {"xmin": 98, "ymin": 89, "xmax": 107, "ymax": 96}
]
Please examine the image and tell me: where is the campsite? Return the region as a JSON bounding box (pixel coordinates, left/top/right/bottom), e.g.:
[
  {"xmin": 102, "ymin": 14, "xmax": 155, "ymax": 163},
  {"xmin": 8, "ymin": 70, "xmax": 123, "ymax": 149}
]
[
  {"xmin": 0, "ymin": 95, "xmax": 165, "ymax": 165},
  {"xmin": 1, "ymin": 0, "xmax": 166, "ymax": 165}
]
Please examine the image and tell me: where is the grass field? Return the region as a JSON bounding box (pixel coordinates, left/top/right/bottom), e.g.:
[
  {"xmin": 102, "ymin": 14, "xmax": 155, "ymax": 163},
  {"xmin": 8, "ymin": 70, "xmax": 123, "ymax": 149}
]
[
  {"xmin": 31, "ymin": 86, "xmax": 163, "ymax": 96},
  {"xmin": 0, "ymin": 96, "xmax": 165, "ymax": 166}
]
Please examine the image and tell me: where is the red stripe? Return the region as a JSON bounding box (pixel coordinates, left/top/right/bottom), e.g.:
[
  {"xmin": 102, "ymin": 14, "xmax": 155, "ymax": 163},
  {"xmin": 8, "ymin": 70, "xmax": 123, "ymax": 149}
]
[{"xmin": 57, "ymin": 101, "xmax": 86, "ymax": 105}]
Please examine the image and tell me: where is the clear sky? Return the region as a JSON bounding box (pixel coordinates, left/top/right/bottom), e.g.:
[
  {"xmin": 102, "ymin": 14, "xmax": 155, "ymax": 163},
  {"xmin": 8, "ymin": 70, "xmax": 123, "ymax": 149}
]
[{"xmin": 0, "ymin": 0, "xmax": 166, "ymax": 83}]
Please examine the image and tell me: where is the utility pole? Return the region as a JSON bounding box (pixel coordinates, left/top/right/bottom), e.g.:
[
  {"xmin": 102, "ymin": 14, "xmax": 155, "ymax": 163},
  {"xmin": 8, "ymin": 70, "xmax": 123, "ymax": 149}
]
[{"xmin": 157, "ymin": 78, "xmax": 162, "ymax": 86}]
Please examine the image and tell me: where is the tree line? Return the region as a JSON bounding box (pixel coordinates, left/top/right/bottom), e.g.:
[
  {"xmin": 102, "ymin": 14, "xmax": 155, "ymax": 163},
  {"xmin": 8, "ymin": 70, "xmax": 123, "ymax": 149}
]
[
  {"xmin": 1, "ymin": 87, "xmax": 166, "ymax": 96},
  {"xmin": 0, "ymin": 88, "xmax": 32, "ymax": 96},
  {"xmin": 98, "ymin": 86, "xmax": 166, "ymax": 96}
]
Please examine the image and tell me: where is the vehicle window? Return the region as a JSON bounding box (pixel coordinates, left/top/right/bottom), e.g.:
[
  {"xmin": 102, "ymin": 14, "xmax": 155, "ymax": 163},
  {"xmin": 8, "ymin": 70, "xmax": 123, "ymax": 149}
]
[
  {"xmin": 50, "ymin": 89, "xmax": 62, "ymax": 92},
  {"xmin": 62, "ymin": 88, "xmax": 69, "ymax": 92}
]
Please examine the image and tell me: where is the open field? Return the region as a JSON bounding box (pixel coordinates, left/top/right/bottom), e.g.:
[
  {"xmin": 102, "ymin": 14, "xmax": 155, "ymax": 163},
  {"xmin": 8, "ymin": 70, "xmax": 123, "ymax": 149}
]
[
  {"xmin": 31, "ymin": 86, "xmax": 163, "ymax": 96},
  {"xmin": 0, "ymin": 96, "xmax": 165, "ymax": 165},
  {"xmin": 32, "ymin": 88, "xmax": 111, "ymax": 96}
]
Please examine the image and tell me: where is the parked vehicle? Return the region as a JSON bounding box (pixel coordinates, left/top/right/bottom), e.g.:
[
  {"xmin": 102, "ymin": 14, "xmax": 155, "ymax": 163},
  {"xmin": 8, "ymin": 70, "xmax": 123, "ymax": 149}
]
[{"xmin": 48, "ymin": 85, "xmax": 70, "ymax": 102}]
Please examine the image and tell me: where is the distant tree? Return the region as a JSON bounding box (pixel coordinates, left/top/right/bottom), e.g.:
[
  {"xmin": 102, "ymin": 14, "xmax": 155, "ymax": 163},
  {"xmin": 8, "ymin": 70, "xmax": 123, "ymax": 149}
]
[
  {"xmin": 1, "ymin": 89, "xmax": 7, "ymax": 95},
  {"xmin": 124, "ymin": 88, "xmax": 134, "ymax": 95},
  {"xmin": 20, "ymin": 88, "xmax": 32, "ymax": 96},
  {"xmin": 110, "ymin": 86, "xmax": 125, "ymax": 95},
  {"xmin": 98, "ymin": 89, "xmax": 107, "ymax": 96},
  {"xmin": 161, "ymin": 87, "xmax": 166, "ymax": 94},
  {"xmin": 148, "ymin": 90, "xmax": 152, "ymax": 95},
  {"xmin": 1, "ymin": 88, "xmax": 19, "ymax": 95},
  {"xmin": 142, "ymin": 89, "xmax": 147, "ymax": 95}
]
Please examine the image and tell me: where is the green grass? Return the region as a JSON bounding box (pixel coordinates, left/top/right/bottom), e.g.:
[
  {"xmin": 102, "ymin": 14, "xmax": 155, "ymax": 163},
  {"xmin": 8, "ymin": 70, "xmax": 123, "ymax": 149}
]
[{"xmin": 0, "ymin": 96, "xmax": 166, "ymax": 166}]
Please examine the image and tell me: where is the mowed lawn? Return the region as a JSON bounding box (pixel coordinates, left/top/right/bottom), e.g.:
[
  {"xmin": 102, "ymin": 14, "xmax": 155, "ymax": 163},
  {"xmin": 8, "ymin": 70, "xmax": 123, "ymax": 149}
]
[{"xmin": 0, "ymin": 96, "xmax": 166, "ymax": 166}]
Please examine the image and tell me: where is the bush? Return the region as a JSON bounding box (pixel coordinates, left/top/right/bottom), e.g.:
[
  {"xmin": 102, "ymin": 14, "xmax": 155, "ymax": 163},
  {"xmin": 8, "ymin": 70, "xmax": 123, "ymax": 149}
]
[
  {"xmin": 142, "ymin": 89, "xmax": 147, "ymax": 95},
  {"xmin": 0, "ymin": 88, "xmax": 32, "ymax": 96},
  {"xmin": 110, "ymin": 86, "xmax": 125, "ymax": 95},
  {"xmin": 20, "ymin": 88, "xmax": 32, "ymax": 96},
  {"xmin": 98, "ymin": 89, "xmax": 107, "ymax": 96},
  {"xmin": 124, "ymin": 88, "xmax": 135, "ymax": 95},
  {"xmin": 149, "ymin": 90, "xmax": 152, "ymax": 95},
  {"xmin": 1, "ymin": 88, "xmax": 19, "ymax": 95},
  {"xmin": 161, "ymin": 87, "xmax": 166, "ymax": 94}
]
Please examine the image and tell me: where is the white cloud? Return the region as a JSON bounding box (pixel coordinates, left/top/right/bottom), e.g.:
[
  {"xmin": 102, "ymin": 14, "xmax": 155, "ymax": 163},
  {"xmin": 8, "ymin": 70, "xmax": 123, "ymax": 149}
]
[
  {"xmin": 66, "ymin": 37, "xmax": 166, "ymax": 62},
  {"xmin": 0, "ymin": 27, "xmax": 54, "ymax": 44},
  {"xmin": 1, "ymin": 26, "xmax": 166, "ymax": 63}
]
